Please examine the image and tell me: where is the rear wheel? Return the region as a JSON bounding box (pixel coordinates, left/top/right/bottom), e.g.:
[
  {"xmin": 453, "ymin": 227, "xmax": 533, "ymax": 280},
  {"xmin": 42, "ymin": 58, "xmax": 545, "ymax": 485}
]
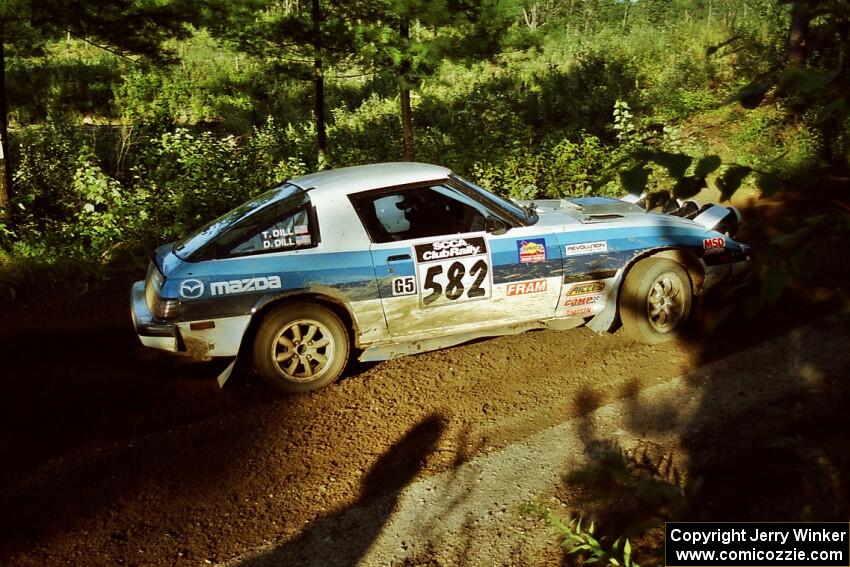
[
  {"xmin": 253, "ymin": 303, "xmax": 350, "ymax": 393},
  {"xmin": 619, "ymin": 257, "xmax": 692, "ymax": 343}
]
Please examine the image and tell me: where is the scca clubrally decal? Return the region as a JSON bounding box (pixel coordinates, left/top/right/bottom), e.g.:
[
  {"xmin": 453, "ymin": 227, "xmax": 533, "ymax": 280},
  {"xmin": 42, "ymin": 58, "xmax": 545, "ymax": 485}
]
[{"xmin": 414, "ymin": 237, "xmax": 487, "ymax": 263}]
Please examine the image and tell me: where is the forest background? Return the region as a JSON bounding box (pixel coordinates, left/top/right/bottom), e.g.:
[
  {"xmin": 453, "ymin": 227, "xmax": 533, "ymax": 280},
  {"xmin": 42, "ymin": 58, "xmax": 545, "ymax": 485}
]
[{"xmin": 0, "ymin": 0, "xmax": 847, "ymax": 300}]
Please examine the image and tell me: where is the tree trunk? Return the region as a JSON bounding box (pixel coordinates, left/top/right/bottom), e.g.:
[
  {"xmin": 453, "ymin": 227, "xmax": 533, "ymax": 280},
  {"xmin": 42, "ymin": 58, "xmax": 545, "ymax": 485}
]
[
  {"xmin": 312, "ymin": 0, "xmax": 328, "ymax": 168},
  {"xmin": 0, "ymin": 21, "xmax": 11, "ymax": 224},
  {"xmin": 399, "ymin": 18, "xmax": 413, "ymax": 161},
  {"xmin": 622, "ymin": 0, "xmax": 629, "ymax": 32},
  {"xmin": 789, "ymin": 0, "xmax": 813, "ymax": 67}
]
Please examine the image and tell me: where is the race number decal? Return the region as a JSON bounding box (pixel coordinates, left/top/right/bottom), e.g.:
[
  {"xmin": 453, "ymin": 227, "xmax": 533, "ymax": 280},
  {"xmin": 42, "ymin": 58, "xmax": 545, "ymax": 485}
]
[
  {"xmin": 391, "ymin": 276, "xmax": 417, "ymax": 296},
  {"xmin": 414, "ymin": 237, "xmax": 492, "ymax": 308}
]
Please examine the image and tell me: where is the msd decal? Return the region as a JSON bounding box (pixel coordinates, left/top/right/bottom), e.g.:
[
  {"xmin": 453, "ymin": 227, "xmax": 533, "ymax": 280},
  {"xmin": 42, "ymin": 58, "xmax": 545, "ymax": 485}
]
[
  {"xmin": 703, "ymin": 236, "xmax": 726, "ymax": 254},
  {"xmin": 565, "ymin": 241, "xmax": 608, "ymax": 256},
  {"xmin": 517, "ymin": 238, "xmax": 546, "ymax": 264},
  {"xmin": 210, "ymin": 275, "xmax": 282, "ymax": 296},
  {"xmin": 506, "ymin": 279, "xmax": 547, "ymax": 296}
]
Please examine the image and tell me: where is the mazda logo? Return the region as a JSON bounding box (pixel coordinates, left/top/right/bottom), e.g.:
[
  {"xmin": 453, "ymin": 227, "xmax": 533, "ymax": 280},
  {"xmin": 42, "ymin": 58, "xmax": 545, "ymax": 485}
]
[{"xmin": 179, "ymin": 279, "xmax": 205, "ymax": 299}]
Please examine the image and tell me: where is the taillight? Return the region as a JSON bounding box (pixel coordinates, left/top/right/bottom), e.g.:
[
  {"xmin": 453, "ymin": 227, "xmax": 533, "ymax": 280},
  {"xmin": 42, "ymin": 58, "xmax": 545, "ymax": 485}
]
[{"xmin": 145, "ymin": 263, "xmax": 179, "ymax": 320}]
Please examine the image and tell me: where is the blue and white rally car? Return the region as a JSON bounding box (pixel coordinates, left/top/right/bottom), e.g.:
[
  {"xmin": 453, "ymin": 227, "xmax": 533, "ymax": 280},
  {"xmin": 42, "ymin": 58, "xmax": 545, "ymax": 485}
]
[{"xmin": 132, "ymin": 163, "xmax": 750, "ymax": 392}]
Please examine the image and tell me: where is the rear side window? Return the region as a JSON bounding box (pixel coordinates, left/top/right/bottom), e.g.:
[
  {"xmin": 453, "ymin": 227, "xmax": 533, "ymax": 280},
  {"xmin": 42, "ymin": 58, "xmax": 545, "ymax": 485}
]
[
  {"xmin": 230, "ymin": 208, "xmax": 313, "ymax": 255},
  {"xmin": 174, "ymin": 184, "xmax": 318, "ymax": 260}
]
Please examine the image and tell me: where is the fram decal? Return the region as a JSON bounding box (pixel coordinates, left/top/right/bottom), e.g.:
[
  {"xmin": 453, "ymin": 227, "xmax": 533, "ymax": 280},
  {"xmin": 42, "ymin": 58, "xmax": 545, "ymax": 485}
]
[
  {"xmin": 517, "ymin": 238, "xmax": 546, "ymax": 264},
  {"xmin": 565, "ymin": 241, "xmax": 608, "ymax": 256},
  {"xmin": 506, "ymin": 279, "xmax": 548, "ymax": 296},
  {"xmin": 563, "ymin": 295, "xmax": 600, "ymax": 307},
  {"xmin": 179, "ymin": 279, "xmax": 205, "ymax": 299},
  {"xmin": 391, "ymin": 276, "xmax": 416, "ymax": 296},
  {"xmin": 211, "ymin": 276, "xmax": 282, "ymax": 296},
  {"xmin": 415, "ymin": 237, "xmax": 486, "ymax": 263},
  {"xmin": 703, "ymin": 236, "xmax": 726, "ymax": 254},
  {"xmin": 566, "ymin": 281, "xmax": 605, "ymax": 296}
]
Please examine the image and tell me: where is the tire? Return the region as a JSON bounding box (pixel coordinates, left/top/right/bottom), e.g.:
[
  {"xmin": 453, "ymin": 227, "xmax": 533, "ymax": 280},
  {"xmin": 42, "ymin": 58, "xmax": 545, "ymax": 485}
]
[
  {"xmin": 253, "ymin": 302, "xmax": 350, "ymax": 393},
  {"xmin": 619, "ymin": 257, "xmax": 692, "ymax": 344}
]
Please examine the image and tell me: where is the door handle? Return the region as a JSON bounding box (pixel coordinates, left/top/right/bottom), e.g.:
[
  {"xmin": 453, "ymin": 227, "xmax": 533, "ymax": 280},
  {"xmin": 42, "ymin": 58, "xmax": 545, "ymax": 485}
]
[{"xmin": 387, "ymin": 254, "xmax": 411, "ymax": 262}]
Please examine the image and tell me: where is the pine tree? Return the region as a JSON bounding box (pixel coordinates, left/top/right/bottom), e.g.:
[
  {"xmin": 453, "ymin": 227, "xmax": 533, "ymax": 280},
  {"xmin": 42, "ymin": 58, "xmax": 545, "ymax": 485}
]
[{"xmin": 0, "ymin": 0, "xmax": 210, "ymax": 223}]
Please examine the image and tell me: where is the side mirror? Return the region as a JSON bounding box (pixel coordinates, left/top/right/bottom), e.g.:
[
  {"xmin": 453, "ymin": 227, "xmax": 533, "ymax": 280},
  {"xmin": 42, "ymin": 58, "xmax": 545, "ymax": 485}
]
[{"xmin": 485, "ymin": 216, "xmax": 509, "ymax": 236}]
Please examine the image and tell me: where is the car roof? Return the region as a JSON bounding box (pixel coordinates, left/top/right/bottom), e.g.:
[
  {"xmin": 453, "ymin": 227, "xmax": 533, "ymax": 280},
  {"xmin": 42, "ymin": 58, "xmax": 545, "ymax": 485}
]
[{"xmin": 288, "ymin": 162, "xmax": 452, "ymax": 198}]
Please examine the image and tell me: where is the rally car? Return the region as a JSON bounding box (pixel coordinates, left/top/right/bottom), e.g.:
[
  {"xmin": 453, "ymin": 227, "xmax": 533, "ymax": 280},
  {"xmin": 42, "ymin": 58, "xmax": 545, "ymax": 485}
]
[{"xmin": 132, "ymin": 162, "xmax": 750, "ymax": 392}]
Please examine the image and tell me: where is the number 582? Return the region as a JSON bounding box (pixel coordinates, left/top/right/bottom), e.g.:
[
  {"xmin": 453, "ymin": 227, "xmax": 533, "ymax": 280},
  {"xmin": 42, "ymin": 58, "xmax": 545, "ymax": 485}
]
[{"xmin": 421, "ymin": 259, "xmax": 489, "ymax": 306}]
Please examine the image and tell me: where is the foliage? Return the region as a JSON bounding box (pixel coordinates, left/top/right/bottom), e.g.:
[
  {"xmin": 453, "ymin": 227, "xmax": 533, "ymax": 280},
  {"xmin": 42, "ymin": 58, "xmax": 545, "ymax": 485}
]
[
  {"xmin": 522, "ymin": 505, "xmax": 640, "ymax": 567},
  {"xmin": 2, "ymin": 0, "xmax": 849, "ymax": 285}
]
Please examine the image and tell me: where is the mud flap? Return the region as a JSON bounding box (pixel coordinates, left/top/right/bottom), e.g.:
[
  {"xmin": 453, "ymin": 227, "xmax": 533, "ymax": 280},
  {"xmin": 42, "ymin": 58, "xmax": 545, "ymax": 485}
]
[{"xmin": 216, "ymin": 357, "xmax": 237, "ymax": 388}]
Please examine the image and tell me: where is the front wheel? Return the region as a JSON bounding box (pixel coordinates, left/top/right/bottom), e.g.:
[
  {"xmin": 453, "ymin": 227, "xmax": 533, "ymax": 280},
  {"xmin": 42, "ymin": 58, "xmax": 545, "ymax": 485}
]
[
  {"xmin": 619, "ymin": 257, "xmax": 692, "ymax": 343},
  {"xmin": 253, "ymin": 303, "xmax": 350, "ymax": 393}
]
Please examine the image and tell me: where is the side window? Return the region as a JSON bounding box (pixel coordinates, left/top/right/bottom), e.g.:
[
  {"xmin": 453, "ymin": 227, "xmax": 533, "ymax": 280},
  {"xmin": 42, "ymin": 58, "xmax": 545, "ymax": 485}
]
[
  {"xmin": 228, "ymin": 206, "xmax": 315, "ymax": 256},
  {"xmin": 352, "ymin": 184, "xmax": 493, "ymax": 244}
]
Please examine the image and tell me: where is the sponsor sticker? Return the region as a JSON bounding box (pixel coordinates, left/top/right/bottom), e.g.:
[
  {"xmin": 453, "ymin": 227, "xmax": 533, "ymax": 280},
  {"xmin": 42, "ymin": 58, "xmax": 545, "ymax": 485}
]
[
  {"xmin": 414, "ymin": 237, "xmax": 486, "ymax": 263},
  {"xmin": 414, "ymin": 237, "xmax": 492, "ymax": 308},
  {"xmin": 564, "ymin": 305, "xmax": 594, "ymax": 318},
  {"xmin": 210, "ymin": 275, "xmax": 282, "ymax": 296},
  {"xmin": 565, "ymin": 241, "xmax": 608, "ymax": 256},
  {"xmin": 179, "ymin": 279, "xmax": 205, "ymax": 299},
  {"xmin": 506, "ymin": 279, "xmax": 548, "ymax": 296},
  {"xmin": 704, "ymin": 236, "xmax": 726, "ymax": 254},
  {"xmin": 517, "ymin": 238, "xmax": 547, "ymax": 264},
  {"xmin": 566, "ymin": 281, "xmax": 605, "ymax": 296},
  {"xmin": 563, "ymin": 295, "xmax": 600, "ymax": 307},
  {"xmin": 391, "ymin": 276, "xmax": 417, "ymax": 296}
]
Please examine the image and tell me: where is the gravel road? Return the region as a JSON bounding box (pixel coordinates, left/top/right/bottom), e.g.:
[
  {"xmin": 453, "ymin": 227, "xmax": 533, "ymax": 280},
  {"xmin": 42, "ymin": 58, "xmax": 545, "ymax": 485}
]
[{"xmin": 2, "ymin": 282, "xmax": 848, "ymax": 566}]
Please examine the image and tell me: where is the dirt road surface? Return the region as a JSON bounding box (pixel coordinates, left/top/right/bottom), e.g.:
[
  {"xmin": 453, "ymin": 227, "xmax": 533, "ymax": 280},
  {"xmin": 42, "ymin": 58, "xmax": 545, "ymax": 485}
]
[{"xmin": 2, "ymin": 280, "xmax": 849, "ymax": 566}]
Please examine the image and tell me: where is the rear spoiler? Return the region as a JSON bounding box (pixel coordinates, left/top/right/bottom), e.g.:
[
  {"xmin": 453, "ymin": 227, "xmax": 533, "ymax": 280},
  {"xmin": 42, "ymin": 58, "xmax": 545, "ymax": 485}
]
[
  {"xmin": 622, "ymin": 194, "xmax": 742, "ymax": 237},
  {"xmin": 143, "ymin": 237, "xmax": 168, "ymax": 276}
]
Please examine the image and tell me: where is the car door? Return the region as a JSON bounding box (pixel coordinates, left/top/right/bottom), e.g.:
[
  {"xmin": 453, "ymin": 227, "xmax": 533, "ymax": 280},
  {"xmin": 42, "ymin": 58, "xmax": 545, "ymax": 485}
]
[{"xmin": 351, "ymin": 183, "xmax": 562, "ymax": 340}]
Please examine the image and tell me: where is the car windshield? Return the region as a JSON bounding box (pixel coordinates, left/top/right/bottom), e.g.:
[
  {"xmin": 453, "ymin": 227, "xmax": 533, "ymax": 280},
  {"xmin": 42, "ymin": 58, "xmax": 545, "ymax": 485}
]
[
  {"xmin": 173, "ymin": 183, "xmax": 305, "ymax": 260},
  {"xmin": 452, "ymin": 175, "xmax": 537, "ymax": 225}
]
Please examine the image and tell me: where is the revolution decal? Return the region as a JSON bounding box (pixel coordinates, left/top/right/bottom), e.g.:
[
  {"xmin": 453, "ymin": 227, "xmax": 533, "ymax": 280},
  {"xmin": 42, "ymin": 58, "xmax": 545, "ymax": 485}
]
[
  {"xmin": 517, "ymin": 238, "xmax": 547, "ymax": 264},
  {"xmin": 566, "ymin": 281, "xmax": 605, "ymax": 296},
  {"xmin": 210, "ymin": 275, "xmax": 282, "ymax": 296},
  {"xmin": 506, "ymin": 279, "xmax": 547, "ymax": 296},
  {"xmin": 414, "ymin": 237, "xmax": 492, "ymax": 308},
  {"xmin": 391, "ymin": 276, "xmax": 417, "ymax": 296},
  {"xmin": 565, "ymin": 241, "xmax": 608, "ymax": 256}
]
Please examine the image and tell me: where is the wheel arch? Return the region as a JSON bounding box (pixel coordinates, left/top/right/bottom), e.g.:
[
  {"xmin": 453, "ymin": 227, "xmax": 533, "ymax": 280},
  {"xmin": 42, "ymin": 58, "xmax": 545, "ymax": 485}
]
[
  {"xmin": 621, "ymin": 247, "xmax": 704, "ymax": 297},
  {"xmin": 598, "ymin": 247, "xmax": 704, "ymax": 333},
  {"xmin": 238, "ymin": 290, "xmax": 361, "ymax": 361}
]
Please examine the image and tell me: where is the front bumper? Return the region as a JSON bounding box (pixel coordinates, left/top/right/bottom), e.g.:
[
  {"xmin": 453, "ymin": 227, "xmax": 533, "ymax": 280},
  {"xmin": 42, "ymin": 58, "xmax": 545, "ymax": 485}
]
[{"xmin": 131, "ymin": 280, "xmax": 178, "ymax": 352}]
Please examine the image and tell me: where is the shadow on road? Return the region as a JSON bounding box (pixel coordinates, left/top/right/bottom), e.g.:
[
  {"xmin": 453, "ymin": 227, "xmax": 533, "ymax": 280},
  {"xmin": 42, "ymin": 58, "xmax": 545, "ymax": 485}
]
[
  {"xmin": 554, "ymin": 195, "xmax": 850, "ymax": 565},
  {"xmin": 235, "ymin": 414, "xmax": 446, "ymax": 567}
]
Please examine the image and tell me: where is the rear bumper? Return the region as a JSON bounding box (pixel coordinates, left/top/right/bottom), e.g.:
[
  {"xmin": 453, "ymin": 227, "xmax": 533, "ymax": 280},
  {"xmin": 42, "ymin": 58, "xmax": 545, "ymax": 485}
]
[{"xmin": 131, "ymin": 280, "xmax": 178, "ymax": 352}]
